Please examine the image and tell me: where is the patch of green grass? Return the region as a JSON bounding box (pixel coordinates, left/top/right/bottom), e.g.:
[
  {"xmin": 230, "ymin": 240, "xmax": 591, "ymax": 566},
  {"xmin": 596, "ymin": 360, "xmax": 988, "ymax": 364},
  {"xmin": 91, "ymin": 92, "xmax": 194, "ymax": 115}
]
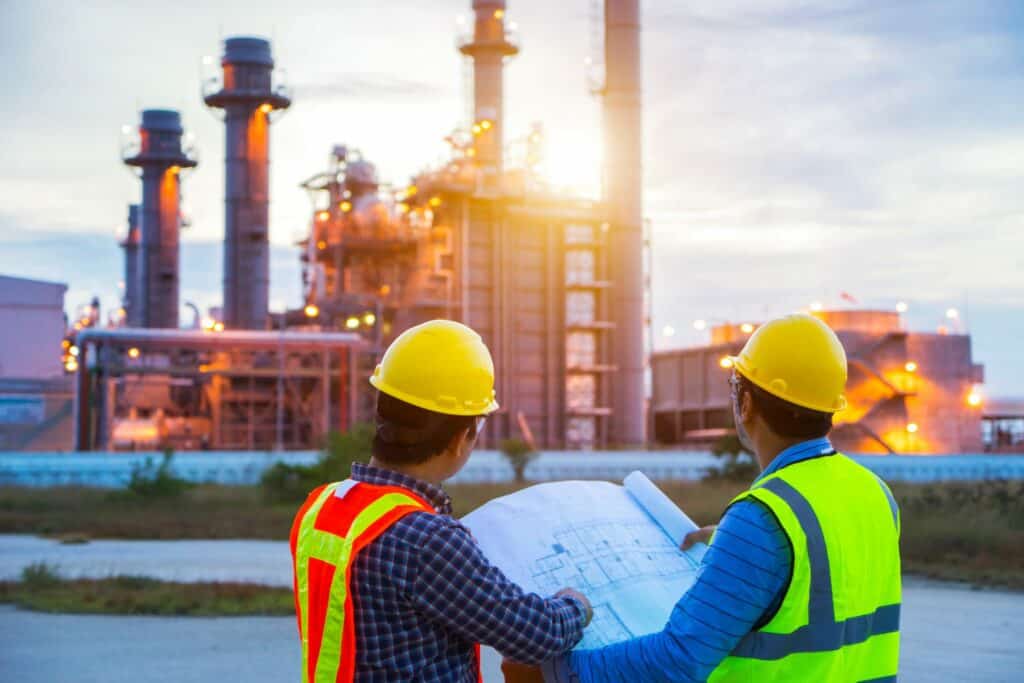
[{"xmin": 0, "ymin": 563, "xmax": 294, "ymax": 616}]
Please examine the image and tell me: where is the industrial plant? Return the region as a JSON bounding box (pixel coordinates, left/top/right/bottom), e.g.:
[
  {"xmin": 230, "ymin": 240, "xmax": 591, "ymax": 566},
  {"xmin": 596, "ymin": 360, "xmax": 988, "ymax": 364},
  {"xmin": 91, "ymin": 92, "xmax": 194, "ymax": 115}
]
[{"xmin": 57, "ymin": 0, "xmax": 646, "ymax": 452}]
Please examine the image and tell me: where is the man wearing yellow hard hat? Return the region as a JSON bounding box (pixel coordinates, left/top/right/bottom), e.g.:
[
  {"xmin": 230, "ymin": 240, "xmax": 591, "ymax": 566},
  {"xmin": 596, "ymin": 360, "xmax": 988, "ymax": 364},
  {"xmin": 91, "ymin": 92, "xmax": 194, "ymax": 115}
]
[
  {"xmin": 508, "ymin": 313, "xmax": 901, "ymax": 682},
  {"xmin": 290, "ymin": 319, "xmax": 591, "ymax": 682}
]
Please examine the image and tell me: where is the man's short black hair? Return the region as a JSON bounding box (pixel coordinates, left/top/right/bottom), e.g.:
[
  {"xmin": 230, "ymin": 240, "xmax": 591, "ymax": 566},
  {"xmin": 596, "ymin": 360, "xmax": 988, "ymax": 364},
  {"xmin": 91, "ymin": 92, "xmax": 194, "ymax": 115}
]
[
  {"xmin": 736, "ymin": 374, "xmax": 833, "ymax": 440},
  {"xmin": 372, "ymin": 391, "xmax": 479, "ymax": 466}
]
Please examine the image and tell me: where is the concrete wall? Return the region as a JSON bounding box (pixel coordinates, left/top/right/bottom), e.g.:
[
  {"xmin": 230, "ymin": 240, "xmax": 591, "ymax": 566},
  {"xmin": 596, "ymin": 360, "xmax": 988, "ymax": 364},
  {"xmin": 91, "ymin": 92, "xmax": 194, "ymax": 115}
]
[{"xmin": 0, "ymin": 275, "xmax": 67, "ymax": 380}]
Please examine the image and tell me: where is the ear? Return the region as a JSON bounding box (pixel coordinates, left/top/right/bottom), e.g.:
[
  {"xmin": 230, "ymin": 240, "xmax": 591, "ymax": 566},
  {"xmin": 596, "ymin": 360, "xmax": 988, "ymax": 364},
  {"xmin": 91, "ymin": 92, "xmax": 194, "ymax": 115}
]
[
  {"xmin": 739, "ymin": 388, "xmax": 755, "ymax": 423},
  {"xmin": 445, "ymin": 427, "xmax": 471, "ymax": 457}
]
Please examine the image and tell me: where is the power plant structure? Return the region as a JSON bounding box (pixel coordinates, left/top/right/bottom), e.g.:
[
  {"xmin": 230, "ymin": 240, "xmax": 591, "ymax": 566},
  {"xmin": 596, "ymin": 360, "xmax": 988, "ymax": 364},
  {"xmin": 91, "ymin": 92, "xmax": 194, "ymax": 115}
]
[
  {"xmin": 118, "ymin": 204, "xmax": 141, "ymax": 326},
  {"xmin": 650, "ymin": 310, "xmax": 987, "ymax": 455},
  {"xmin": 75, "ymin": 0, "xmax": 648, "ymax": 451}
]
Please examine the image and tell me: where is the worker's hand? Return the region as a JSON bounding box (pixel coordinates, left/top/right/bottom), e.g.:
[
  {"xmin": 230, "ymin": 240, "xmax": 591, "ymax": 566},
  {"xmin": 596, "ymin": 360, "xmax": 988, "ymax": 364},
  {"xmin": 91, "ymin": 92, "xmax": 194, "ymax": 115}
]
[
  {"xmin": 556, "ymin": 587, "xmax": 593, "ymax": 626},
  {"xmin": 681, "ymin": 524, "xmax": 717, "ymax": 550},
  {"xmin": 501, "ymin": 659, "xmax": 545, "ymax": 683}
]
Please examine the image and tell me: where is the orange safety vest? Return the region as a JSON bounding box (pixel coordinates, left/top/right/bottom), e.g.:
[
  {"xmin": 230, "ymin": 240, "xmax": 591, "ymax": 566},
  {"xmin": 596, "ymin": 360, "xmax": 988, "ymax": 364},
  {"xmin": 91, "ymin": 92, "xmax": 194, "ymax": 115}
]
[{"xmin": 290, "ymin": 479, "xmax": 484, "ymax": 683}]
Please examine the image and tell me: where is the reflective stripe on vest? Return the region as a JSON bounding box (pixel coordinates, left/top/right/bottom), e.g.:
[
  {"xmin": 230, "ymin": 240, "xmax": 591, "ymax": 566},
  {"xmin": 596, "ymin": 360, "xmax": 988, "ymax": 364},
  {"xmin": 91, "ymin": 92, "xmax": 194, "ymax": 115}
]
[
  {"xmin": 293, "ymin": 480, "xmax": 433, "ymax": 683},
  {"xmin": 710, "ymin": 454, "xmax": 902, "ymax": 682}
]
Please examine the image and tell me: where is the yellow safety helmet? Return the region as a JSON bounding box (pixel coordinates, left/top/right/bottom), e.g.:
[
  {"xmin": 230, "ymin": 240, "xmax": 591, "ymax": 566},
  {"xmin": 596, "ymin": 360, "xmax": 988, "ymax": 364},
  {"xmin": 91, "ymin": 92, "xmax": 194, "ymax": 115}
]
[
  {"xmin": 369, "ymin": 319, "xmax": 500, "ymax": 416},
  {"xmin": 731, "ymin": 313, "xmax": 848, "ymax": 414}
]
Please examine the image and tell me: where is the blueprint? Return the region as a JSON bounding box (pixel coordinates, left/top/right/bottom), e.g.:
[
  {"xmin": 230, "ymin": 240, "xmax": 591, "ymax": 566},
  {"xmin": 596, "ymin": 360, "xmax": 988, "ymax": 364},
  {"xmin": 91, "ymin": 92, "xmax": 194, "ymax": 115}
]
[{"xmin": 462, "ymin": 471, "xmax": 707, "ymax": 651}]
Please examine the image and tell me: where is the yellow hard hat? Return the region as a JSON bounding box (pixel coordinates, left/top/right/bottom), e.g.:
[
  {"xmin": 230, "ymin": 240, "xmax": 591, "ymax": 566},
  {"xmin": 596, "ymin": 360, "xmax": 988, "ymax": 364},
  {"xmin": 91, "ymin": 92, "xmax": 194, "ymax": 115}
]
[
  {"xmin": 731, "ymin": 313, "xmax": 848, "ymax": 413},
  {"xmin": 369, "ymin": 319, "xmax": 499, "ymax": 416}
]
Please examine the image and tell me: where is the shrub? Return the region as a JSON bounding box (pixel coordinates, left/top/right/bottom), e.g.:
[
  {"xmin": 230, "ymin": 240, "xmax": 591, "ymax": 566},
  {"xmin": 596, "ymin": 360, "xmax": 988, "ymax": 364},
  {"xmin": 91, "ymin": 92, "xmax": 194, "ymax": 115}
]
[
  {"xmin": 260, "ymin": 423, "xmax": 373, "ymax": 504},
  {"xmin": 704, "ymin": 434, "xmax": 758, "ymax": 482},
  {"xmin": 21, "ymin": 562, "xmax": 61, "ymax": 589},
  {"xmin": 121, "ymin": 450, "xmax": 194, "ymax": 499},
  {"xmin": 500, "ymin": 438, "xmax": 537, "ymax": 483}
]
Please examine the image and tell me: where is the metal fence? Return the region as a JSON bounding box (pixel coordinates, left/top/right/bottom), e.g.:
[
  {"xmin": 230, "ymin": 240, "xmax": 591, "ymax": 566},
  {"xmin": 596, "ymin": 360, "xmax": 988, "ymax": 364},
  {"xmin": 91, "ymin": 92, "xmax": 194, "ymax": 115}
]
[{"xmin": 1, "ymin": 450, "xmax": 1023, "ymax": 488}]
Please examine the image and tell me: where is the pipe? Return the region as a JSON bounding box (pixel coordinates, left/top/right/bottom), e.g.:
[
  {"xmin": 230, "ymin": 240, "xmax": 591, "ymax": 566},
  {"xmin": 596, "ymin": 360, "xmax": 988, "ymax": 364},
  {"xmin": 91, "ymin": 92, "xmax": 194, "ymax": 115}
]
[
  {"xmin": 120, "ymin": 204, "xmax": 141, "ymax": 326},
  {"xmin": 604, "ymin": 0, "xmax": 645, "ymax": 444}
]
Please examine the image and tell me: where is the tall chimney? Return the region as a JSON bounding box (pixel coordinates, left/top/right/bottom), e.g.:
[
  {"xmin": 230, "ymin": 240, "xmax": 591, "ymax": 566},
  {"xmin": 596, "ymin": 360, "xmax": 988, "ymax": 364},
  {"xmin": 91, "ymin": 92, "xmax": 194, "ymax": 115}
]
[
  {"xmin": 122, "ymin": 110, "xmax": 196, "ymax": 329},
  {"xmin": 604, "ymin": 0, "xmax": 645, "ymax": 444},
  {"xmin": 119, "ymin": 204, "xmax": 141, "ymax": 326},
  {"xmin": 459, "ymin": 0, "xmax": 518, "ymax": 177},
  {"xmin": 204, "ymin": 36, "xmax": 291, "ymax": 330}
]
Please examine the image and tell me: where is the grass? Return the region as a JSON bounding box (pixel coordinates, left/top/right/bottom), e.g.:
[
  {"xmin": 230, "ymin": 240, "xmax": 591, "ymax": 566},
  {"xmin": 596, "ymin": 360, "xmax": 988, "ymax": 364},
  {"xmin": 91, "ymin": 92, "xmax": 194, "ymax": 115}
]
[
  {"xmin": 1, "ymin": 478, "xmax": 1021, "ymax": 590},
  {"xmin": 0, "ymin": 562, "xmax": 293, "ymax": 616}
]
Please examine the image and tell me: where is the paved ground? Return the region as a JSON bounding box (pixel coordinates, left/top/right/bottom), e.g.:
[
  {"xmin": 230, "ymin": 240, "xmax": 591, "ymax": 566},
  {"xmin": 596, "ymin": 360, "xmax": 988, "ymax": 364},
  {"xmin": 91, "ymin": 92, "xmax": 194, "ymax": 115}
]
[{"xmin": 2, "ymin": 578, "xmax": 1021, "ymax": 682}]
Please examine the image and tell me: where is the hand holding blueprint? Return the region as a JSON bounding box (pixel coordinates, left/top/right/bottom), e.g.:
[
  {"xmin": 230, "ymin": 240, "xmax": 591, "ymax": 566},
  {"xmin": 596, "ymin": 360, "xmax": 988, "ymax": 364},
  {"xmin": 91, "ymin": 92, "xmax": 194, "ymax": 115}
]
[{"xmin": 462, "ymin": 471, "xmax": 708, "ymax": 651}]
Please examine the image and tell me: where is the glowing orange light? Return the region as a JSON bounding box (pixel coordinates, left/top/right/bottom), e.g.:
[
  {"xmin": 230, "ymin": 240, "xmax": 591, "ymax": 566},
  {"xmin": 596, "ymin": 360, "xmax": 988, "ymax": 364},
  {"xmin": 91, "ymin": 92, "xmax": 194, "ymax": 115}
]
[
  {"xmin": 69, "ymin": 346, "xmax": 80, "ymax": 357},
  {"xmin": 480, "ymin": 119, "xmax": 493, "ymax": 131},
  {"xmin": 967, "ymin": 391, "xmax": 983, "ymax": 407},
  {"xmin": 906, "ymin": 423, "xmax": 919, "ymax": 434},
  {"xmin": 466, "ymin": 148, "xmax": 476, "ymax": 158},
  {"xmin": 379, "ymin": 285, "xmax": 391, "ymax": 296},
  {"xmin": 65, "ymin": 358, "xmax": 79, "ymax": 373},
  {"xmin": 429, "ymin": 196, "xmax": 442, "ymax": 208},
  {"xmin": 62, "ymin": 340, "xmax": 71, "ymax": 350},
  {"xmin": 201, "ymin": 317, "xmax": 215, "ymax": 331},
  {"xmin": 316, "ymin": 240, "xmax": 327, "ymax": 250},
  {"xmin": 317, "ymin": 211, "xmax": 330, "ymax": 222},
  {"xmin": 345, "ymin": 316, "xmax": 360, "ymax": 330},
  {"xmin": 168, "ymin": 165, "xmax": 180, "ymax": 175},
  {"xmin": 397, "ymin": 203, "xmax": 410, "ymax": 214},
  {"xmin": 740, "ymin": 323, "xmax": 754, "ymax": 334},
  {"xmin": 719, "ymin": 357, "xmax": 734, "ymax": 369},
  {"xmin": 127, "ymin": 347, "xmax": 140, "ymax": 359},
  {"xmin": 340, "ymin": 201, "xmax": 352, "ymax": 212},
  {"xmin": 472, "ymin": 124, "xmax": 482, "ymax": 135},
  {"xmin": 213, "ymin": 322, "xmax": 225, "ymax": 332},
  {"xmin": 259, "ymin": 103, "xmax": 273, "ymax": 114},
  {"xmin": 304, "ymin": 304, "xmax": 320, "ymax": 318},
  {"xmin": 493, "ymin": 9, "xmax": 504, "ymax": 19},
  {"xmin": 904, "ymin": 361, "xmax": 917, "ymax": 373},
  {"xmin": 363, "ymin": 312, "xmax": 376, "ymax": 326},
  {"xmin": 406, "ymin": 185, "xmax": 418, "ymax": 196}
]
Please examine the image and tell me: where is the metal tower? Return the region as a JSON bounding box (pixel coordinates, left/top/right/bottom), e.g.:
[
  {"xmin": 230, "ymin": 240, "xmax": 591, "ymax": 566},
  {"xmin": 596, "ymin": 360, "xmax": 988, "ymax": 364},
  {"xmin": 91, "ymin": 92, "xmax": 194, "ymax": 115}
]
[
  {"xmin": 458, "ymin": 0, "xmax": 519, "ymax": 178},
  {"xmin": 204, "ymin": 36, "xmax": 291, "ymax": 330},
  {"xmin": 604, "ymin": 0, "xmax": 645, "ymax": 444},
  {"xmin": 119, "ymin": 204, "xmax": 141, "ymax": 326},
  {"xmin": 122, "ymin": 110, "xmax": 196, "ymax": 329}
]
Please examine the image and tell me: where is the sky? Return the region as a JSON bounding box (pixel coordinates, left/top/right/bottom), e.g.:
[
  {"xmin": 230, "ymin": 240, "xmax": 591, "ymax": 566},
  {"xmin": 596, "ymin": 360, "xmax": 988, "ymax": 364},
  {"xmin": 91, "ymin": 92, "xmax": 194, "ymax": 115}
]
[{"xmin": 1, "ymin": 0, "xmax": 1022, "ymax": 395}]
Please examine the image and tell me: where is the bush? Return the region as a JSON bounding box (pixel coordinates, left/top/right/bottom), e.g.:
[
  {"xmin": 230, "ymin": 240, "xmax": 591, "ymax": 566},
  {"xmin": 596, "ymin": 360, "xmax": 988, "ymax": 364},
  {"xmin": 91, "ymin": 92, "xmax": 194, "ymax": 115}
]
[
  {"xmin": 21, "ymin": 562, "xmax": 61, "ymax": 589},
  {"xmin": 118, "ymin": 450, "xmax": 194, "ymax": 500},
  {"xmin": 704, "ymin": 434, "xmax": 758, "ymax": 482},
  {"xmin": 500, "ymin": 438, "xmax": 537, "ymax": 483},
  {"xmin": 260, "ymin": 423, "xmax": 374, "ymax": 504}
]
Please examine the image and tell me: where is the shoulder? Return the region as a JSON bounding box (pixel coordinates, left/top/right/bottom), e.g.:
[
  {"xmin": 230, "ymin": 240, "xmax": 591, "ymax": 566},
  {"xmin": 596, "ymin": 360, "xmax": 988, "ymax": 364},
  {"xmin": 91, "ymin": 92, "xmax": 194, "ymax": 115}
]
[{"xmin": 386, "ymin": 510, "xmax": 476, "ymax": 552}]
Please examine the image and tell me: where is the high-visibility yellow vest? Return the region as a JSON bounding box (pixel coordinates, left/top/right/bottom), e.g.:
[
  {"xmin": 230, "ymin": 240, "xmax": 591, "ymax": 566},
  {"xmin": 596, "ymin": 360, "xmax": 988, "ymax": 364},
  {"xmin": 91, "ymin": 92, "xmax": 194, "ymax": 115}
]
[
  {"xmin": 709, "ymin": 454, "xmax": 901, "ymax": 682},
  {"xmin": 289, "ymin": 479, "xmax": 484, "ymax": 683}
]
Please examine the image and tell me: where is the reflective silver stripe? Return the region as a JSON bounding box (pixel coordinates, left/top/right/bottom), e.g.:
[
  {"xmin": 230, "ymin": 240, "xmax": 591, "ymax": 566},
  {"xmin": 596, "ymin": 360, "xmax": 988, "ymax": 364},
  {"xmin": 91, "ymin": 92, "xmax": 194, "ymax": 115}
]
[
  {"xmin": 874, "ymin": 476, "xmax": 899, "ymax": 528},
  {"xmin": 860, "ymin": 676, "xmax": 898, "ymax": 683},
  {"xmin": 732, "ymin": 602, "xmax": 900, "ymax": 659},
  {"xmin": 733, "ymin": 476, "xmax": 901, "ymax": 660},
  {"xmin": 759, "ymin": 477, "xmax": 834, "ymax": 624}
]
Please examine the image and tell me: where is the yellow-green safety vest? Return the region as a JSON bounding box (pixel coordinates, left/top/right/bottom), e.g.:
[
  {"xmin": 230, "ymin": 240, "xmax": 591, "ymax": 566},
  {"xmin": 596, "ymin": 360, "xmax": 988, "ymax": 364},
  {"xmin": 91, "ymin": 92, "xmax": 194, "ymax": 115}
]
[{"xmin": 709, "ymin": 453, "xmax": 901, "ymax": 682}]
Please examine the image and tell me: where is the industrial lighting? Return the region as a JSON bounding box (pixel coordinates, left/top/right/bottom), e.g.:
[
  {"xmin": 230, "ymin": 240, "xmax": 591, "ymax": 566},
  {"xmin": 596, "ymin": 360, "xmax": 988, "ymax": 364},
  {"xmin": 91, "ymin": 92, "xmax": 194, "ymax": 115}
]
[
  {"xmin": 127, "ymin": 347, "xmax": 140, "ymax": 359},
  {"xmin": 316, "ymin": 240, "xmax": 327, "ymax": 250},
  {"xmin": 406, "ymin": 185, "xmax": 418, "ymax": 196},
  {"xmin": 493, "ymin": 8, "xmax": 504, "ymax": 19},
  {"xmin": 904, "ymin": 361, "xmax": 918, "ymax": 373},
  {"xmin": 967, "ymin": 391, "xmax": 983, "ymax": 408},
  {"xmin": 259, "ymin": 103, "xmax": 273, "ymax": 114},
  {"xmin": 810, "ymin": 302, "xmax": 823, "ymax": 312},
  {"xmin": 466, "ymin": 148, "xmax": 477, "ymax": 158},
  {"xmin": 662, "ymin": 325, "xmax": 676, "ymax": 337},
  {"xmin": 340, "ymin": 201, "xmax": 352, "ymax": 212},
  {"xmin": 201, "ymin": 317, "xmax": 215, "ymax": 331},
  {"xmin": 380, "ymin": 284, "xmax": 391, "ymax": 296},
  {"xmin": 472, "ymin": 124, "xmax": 482, "ymax": 135},
  {"xmin": 946, "ymin": 308, "xmax": 959, "ymax": 320},
  {"xmin": 65, "ymin": 358, "xmax": 79, "ymax": 373},
  {"xmin": 317, "ymin": 210, "xmax": 330, "ymax": 222},
  {"xmin": 213, "ymin": 321, "xmax": 225, "ymax": 332},
  {"xmin": 740, "ymin": 323, "xmax": 754, "ymax": 334},
  {"xmin": 906, "ymin": 423, "xmax": 919, "ymax": 434},
  {"xmin": 73, "ymin": 322, "xmax": 82, "ymax": 331},
  {"xmin": 397, "ymin": 203, "xmax": 410, "ymax": 214},
  {"xmin": 69, "ymin": 346, "xmax": 80, "ymax": 357},
  {"xmin": 345, "ymin": 316, "xmax": 360, "ymax": 330},
  {"xmin": 363, "ymin": 312, "xmax": 376, "ymax": 326},
  {"xmin": 480, "ymin": 119, "xmax": 493, "ymax": 131},
  {"xmin": 304, "ymin": 304, "xmax": 320, "ymax": 318},
  {"xmin": 719, "ymin": 357, "xmax": 734, "ymax": 369},
  {"xmin": 693, "ymin": 319, "xmax": 707, "ymax": 331},
  {"xmin": 429, "ymin": 196, "xmax": 442, "ymax": 208},
  {"xmin": 168, "ymin": 165, "xmax": 180, "ymax": 174},
  {"xmin": 896, "ymin": 301, "xmax": 908, "ymax": 313}
]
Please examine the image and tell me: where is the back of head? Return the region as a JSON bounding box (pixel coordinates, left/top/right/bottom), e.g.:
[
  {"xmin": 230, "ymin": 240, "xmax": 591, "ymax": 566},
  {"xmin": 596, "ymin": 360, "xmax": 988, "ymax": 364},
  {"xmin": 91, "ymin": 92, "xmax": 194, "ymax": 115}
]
[{"xmin": 369, "ymin": 319, "xmax": 499, "ymax": 465}]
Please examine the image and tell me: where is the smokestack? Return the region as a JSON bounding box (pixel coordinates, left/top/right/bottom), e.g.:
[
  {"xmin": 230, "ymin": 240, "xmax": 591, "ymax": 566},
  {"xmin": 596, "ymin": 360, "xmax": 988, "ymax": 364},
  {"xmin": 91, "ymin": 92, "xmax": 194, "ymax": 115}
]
[
  {"xmin": 604, "ymin": 0, "xmax": 645, "ymax": 444},
  {"xmin": 122, "ymin": 110, "xmax": 196, "ymax": 328},
  {"xmin": 459, "ymin": 0, "xmax": 518, "ymax": 178},
  {"xmin": 119, "ymin": 204, "xmax": 141, "ymax": 326},
  {"xmin": 204, "ymin": 36, "xmax": 291, "ymax": 330}
]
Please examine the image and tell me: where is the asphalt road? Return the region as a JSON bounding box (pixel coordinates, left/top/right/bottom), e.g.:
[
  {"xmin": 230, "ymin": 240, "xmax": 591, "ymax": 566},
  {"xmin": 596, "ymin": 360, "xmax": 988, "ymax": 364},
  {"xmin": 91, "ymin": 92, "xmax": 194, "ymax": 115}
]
[{"xmin": 1, "ymin": 578, "xmax": 1021, "ymax": 682}]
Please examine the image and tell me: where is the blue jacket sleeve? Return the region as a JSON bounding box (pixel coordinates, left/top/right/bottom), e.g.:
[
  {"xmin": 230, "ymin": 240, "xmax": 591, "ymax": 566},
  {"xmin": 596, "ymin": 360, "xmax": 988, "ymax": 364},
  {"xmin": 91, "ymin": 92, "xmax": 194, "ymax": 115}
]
[{"xmin": 551, "ymin": 499, "xmax": 792, "ymax": 683}]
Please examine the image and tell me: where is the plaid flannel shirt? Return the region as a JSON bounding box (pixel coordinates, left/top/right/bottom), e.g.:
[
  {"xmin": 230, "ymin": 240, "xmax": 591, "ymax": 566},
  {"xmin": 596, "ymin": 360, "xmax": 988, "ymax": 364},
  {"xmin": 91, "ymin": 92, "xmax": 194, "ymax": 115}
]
[{"xmin": 345, "ymin": 462, "xmax": 586, "ymax": 682}]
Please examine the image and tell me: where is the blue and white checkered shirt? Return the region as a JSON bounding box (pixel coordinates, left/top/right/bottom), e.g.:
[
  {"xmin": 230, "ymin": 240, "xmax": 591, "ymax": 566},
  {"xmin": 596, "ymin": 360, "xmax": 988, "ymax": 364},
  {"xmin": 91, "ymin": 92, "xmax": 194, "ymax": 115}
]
[{"xmin": 348, "ymin": 462, "xmax": 586, "ymax": 682}]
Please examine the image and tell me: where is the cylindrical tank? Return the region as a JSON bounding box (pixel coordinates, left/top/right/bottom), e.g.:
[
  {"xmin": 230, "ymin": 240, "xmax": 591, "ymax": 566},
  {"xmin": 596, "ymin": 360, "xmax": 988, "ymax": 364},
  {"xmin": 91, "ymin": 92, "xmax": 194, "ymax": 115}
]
[
  {"xmin": 123, "ymin": 110, "xmax": 196, "ymax": 329},
  {"xmin": 120, "ymin": 204, "xmax": 141, "ymax": 326},
  {"xmin": 459, "ymin": 0, "xmax": 518, "ymax": 176},
  {"xmin": 204, "ymin": 36, "xmax": 291, "ymax": 330},
  {"xmin": 604, "ymin": 0, "xmax": 645, "ymax": 444}
]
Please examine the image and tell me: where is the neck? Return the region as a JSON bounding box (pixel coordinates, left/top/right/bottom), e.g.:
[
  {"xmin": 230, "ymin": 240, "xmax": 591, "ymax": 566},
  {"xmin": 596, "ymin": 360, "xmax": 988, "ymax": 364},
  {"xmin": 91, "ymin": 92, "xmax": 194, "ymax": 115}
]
[
  {"xmin": 368, "ymin": 456, "xmax": 446, "ymax": 487},
  {"xmin": 754, "ymin": 434, "xmax": 809, "ymax": 471}
]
